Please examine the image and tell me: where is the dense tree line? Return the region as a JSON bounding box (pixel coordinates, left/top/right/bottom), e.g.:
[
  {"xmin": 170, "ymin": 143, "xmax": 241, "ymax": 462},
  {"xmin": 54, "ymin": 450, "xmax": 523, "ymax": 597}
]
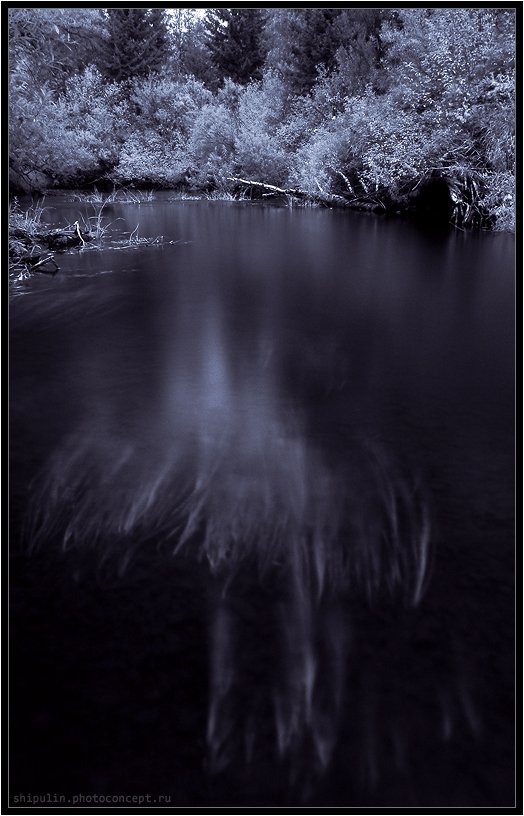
[{"xmin": 9, "ymin": 7, "xmax": 516, "ymax": 229}]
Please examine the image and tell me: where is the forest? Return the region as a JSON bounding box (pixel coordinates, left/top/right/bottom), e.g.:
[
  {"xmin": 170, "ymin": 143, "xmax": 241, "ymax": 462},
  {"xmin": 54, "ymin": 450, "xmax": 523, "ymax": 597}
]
[{"xmin": 8, "ymin": 7, "xmax": 516, "ymax": 230}]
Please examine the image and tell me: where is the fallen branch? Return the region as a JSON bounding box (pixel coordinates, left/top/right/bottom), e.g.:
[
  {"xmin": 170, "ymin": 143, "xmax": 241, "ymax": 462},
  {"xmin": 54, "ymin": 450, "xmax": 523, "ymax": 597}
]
[
  {"xmin": 226, "ymin": 176, "xmax": 348, "ymax": 207},
  {"xmin": 328, "ymin": 166, "xmax": 355, "ymax": 196},
  {"xmin": 30, "ymin": 255, "xmax": 59, "ymax": 273},
  {"xmin": 225, "ymin": 176, "xmax": 389, "ymax": 213}
]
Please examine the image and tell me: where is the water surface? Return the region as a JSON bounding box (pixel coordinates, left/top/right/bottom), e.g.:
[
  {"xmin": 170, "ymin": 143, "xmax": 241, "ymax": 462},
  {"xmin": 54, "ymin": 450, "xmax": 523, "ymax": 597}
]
[{"xmin": 10, "ymin": 199, "xmax": 515, "ymax": 806}]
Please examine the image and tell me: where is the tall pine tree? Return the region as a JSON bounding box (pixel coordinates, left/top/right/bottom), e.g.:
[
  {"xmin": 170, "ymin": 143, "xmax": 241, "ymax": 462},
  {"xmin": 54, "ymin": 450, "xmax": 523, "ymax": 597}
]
[
  {"xmin": 203, "ymin": 9, "xmax": 266, "ymax": 86},
  {"xmin": 102, "ymin": 9, "xmax": 169, "ymax": 82},
  {"xmin": 263, "ymin": 10, "xmax": 342, "ymax": 95}
]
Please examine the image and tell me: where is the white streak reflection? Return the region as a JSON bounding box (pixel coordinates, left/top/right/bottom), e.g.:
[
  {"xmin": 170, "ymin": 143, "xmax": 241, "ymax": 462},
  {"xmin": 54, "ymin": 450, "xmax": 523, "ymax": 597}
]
[{"xmin": 24, "ymin": 263, "xmax": 436, "ymax": 791}]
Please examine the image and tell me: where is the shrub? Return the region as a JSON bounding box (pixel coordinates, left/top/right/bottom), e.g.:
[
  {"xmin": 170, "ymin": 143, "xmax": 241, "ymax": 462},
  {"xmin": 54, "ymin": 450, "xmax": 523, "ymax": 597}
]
[
  {"xmin": 128, "ymin": 75, "xmax": 212, "ymax": 140},
  {"xmin": 478, "ymin": 171, "xmax": 515, "ymax": 231},
  {"xmin": 292, "ymin": 91, "xmax": 427, "ymax": 198},
  {"xmin": 233, "ymin": 76, "xmax": 291, "ymax": 185},
  {"xmin": 10, "ymin": 65, "xmax": 125, "ymax": 186},
  {"xmin": 187, "ymin": 102, "xmax": 237, "ymax": 187},
  {"xmin": 112, "ymin": 130, "xmax": 189, "ymax": 187}
]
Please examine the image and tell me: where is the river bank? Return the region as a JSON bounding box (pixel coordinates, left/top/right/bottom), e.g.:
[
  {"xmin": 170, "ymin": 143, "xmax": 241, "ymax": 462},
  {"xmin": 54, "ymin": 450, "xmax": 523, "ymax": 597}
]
[
  {"xmin": 9, "ymin": 166, "xmax": 506, "ymax": 282},
  {"xmin": 8, "ymin": 193, "xmax": 170, "ymax": 281}
]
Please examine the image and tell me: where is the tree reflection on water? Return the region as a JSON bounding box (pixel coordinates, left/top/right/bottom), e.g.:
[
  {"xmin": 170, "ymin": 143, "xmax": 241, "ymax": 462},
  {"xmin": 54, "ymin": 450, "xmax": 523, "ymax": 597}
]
[{"xmin": 25, "ymin": 263, "xmax": 433, "ymax": 792}]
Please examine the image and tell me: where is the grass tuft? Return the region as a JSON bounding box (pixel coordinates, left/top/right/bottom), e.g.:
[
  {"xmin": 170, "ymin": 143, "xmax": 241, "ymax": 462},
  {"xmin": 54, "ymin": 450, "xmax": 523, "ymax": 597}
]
[{"xmin": 71, "ymin": 187, "xmax": 155, "ymax": 205}]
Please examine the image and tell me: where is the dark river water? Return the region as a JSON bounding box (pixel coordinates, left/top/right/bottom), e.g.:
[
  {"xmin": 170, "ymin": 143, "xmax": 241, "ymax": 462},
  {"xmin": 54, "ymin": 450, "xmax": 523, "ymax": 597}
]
[{"xmin": 9, "ymin": 198, "xmax": 515, "ymax": 807}]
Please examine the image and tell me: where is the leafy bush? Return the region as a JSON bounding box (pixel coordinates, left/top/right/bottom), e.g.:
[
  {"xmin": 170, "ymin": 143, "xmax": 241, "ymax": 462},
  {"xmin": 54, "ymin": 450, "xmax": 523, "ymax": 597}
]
[
  {"xmin": 292, "ymin": 91, "xmax": 426, "ymax": 199},
  {"xmin": 233, "ymin": 76, "xmax": 291, "ymax": 185},
  {"xmin": 10, "ymin": 65, "xmax": 125, "ymax": 186},
  {"xmin": 128, "ymin": 75, "xmax": 212, "ymax": 139},
  {"xmin": 187, "ymin": 102, "xmax": 237, "ymax": 187},
  {"xmin": 478, "ymin": 172, "xmax": 515, "ymax": 231},
  {"xmin": 112, "ymin": 130, "xmax": 189, "ymax": 187}
]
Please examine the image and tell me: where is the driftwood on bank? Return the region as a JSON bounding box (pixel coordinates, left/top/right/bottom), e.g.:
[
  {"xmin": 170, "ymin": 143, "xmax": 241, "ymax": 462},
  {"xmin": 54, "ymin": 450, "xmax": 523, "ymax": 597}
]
[
  {"xmin": 9, "ymin": 244, "xmax": 60, "ymax": 276},
  {"xmin": 226, "ymin": 172, "xmax": 493, "ymax": 228},
  {"xmin": 226, "ymin": 176, "xmax": 383, "ymax": 211},
  {"xmin": 9, "ymin": 248, "xmax": 59, "ymax": 277},
  {"xmin": 28, "ymin": 255, "xmax": 59, "ymax": 273},
  {"xmin": 9, "ymin": 221, "xmax": 94, "ymax": 278},
  {"xmin": 227, "ymin": 176, "xmax": 346, "ymax": 206}
]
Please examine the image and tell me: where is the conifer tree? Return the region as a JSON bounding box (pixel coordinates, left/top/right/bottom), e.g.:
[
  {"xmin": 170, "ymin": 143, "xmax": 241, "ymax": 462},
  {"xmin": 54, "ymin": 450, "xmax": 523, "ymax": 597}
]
[
  {"xmin": 102, "ymin": 8, "xmax": 169, "ymax": 82},
  {"xmin": 203, "ymin": 9, "xmax": 266, "ymax": 86},
  {"xmin": 263, "ymin": 10, "xmax": 340, "ymax": 95}
]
